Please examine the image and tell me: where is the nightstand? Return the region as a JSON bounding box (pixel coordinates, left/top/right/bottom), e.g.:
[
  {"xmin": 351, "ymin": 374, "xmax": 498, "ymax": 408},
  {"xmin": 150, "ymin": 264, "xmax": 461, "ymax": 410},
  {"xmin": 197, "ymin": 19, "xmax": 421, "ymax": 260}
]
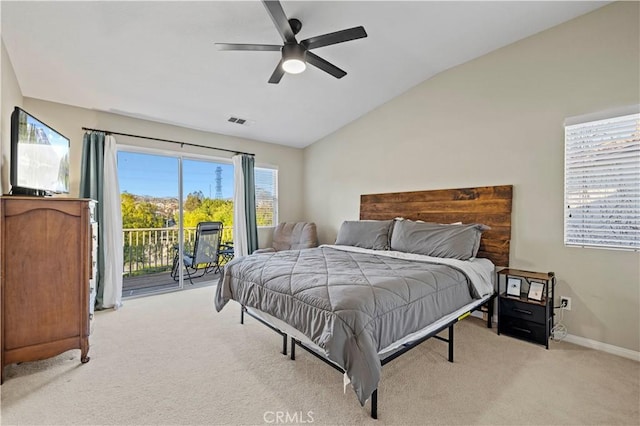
[{"xmin": 497, "ymin": 269, "xmax": 555, "ymax": 349}]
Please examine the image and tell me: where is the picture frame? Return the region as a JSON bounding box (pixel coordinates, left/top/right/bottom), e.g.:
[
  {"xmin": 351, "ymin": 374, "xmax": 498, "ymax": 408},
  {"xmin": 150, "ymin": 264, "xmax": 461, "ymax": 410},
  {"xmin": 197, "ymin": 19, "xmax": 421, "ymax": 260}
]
[
  {"xmin": 528, "ymin": 281, "xmax": 545, "ymax": 301},
  {"xmin": 506, "ymin": 277, "xmax": 521, "ymax": 297}
]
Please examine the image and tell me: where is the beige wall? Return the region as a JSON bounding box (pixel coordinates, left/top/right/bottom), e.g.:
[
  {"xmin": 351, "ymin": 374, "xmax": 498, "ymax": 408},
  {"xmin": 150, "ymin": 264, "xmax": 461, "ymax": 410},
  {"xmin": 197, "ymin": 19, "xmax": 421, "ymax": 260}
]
[
  {"xmin": 303, "ymin": 2, "xmax": 640, "ymax": 352},
  {"xmin": 1, "ymin": 40, "xmax": 23, "ymax": 194}
]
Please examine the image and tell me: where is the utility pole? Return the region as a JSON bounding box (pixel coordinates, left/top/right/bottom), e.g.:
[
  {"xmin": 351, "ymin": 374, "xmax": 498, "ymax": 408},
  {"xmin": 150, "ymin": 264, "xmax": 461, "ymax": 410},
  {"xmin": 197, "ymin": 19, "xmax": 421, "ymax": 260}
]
[{"xmin": 215, "ymin": 166, "xmax": 223, "ymax": 199}]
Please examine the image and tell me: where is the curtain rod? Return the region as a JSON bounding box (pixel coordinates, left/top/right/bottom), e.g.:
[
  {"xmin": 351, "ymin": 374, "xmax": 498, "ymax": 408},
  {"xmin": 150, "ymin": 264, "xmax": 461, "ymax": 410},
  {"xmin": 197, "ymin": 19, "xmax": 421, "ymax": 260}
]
[{"xmin": 81, "ymin": 127, "xmax": 254, "ymax": 156}]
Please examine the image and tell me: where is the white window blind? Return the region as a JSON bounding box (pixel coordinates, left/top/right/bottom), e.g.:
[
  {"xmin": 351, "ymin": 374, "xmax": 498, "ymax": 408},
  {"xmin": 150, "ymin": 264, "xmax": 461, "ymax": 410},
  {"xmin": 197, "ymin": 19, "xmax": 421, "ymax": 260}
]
[
  {"xmin": 255, "ymin": 167, "xmax": 278, "ymax": 227},
  {"xmin": 564, "ymin": 112, "xmax": 640, "ymax": 250}
]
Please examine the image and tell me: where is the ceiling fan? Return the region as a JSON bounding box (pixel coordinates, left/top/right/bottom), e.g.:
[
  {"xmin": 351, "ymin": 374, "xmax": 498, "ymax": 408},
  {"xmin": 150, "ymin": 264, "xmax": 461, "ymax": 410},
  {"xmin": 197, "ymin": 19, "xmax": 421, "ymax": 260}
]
[{"xmin": 215, "ymin": 0, "xmax": 367, "ymax": 84}]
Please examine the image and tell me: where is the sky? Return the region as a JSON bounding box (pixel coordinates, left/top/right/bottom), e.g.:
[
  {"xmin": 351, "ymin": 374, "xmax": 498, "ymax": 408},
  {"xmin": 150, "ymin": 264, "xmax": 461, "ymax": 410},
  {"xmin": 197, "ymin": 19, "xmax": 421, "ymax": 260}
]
[{"xmin": 117, "ymin": 151, "xmax": 234, "ymax": 199}]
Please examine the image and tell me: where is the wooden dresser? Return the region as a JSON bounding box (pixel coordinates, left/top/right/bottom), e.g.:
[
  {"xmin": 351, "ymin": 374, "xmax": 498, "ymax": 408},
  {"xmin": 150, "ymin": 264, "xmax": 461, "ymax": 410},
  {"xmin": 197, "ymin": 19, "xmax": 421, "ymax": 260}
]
[{"xmin": 0, "ymin": 196, "xmax": 92, "ymax": 383}]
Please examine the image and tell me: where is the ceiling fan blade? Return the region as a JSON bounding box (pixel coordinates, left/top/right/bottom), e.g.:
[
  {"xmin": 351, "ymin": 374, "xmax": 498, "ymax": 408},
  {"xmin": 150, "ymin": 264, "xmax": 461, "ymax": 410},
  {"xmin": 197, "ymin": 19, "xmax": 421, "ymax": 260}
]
[
  {"xmin": 262, "ymin": 0, "xmax": 296, "ymax": 43},
  {"xmin": 268, "ymin": 59, "xmax": 285, "ymax": 84},
  {"xmin": 215, "ymin": 43, "xmax": 281, "ymax": 51},
  {"xmin": 306, "ymin": 52, "xmax": 347, "ymax": 79},
  {"xmin": 301, "ymin": 26, "xmax": 367, "ymax": 50}
]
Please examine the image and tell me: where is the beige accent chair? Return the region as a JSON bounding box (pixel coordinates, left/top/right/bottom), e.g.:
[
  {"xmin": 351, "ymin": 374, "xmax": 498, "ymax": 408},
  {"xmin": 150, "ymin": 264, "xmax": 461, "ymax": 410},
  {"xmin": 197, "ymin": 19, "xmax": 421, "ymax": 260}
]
[{"xmin": 253, "ymin": 222, "xmax": 318, "ymax": 254}]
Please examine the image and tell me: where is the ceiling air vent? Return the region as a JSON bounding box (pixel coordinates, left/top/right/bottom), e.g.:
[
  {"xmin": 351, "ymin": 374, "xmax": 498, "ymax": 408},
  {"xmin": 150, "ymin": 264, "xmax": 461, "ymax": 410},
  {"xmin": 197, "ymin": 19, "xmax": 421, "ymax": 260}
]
[{"xmin": 228, "ymin": 116, "xmax": 252, "ymax": 126}]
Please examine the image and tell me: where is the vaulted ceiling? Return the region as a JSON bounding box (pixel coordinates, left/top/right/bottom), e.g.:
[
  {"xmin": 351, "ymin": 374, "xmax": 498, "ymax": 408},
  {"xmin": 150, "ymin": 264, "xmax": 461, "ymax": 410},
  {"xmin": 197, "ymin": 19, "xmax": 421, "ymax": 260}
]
[{"xmin": 1, "ymin": 1, "xmax": 608, "ymax": 148}]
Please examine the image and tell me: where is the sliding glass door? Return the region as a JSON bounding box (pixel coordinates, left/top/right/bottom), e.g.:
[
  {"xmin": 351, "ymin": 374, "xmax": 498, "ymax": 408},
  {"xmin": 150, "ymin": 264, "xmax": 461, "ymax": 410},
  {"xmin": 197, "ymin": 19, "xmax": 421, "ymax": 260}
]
[
  {"xmin": 119, "ymin": 151, "xmax": 181, "ymax": 295},
  {"xmin": 118, "ymin": 149, "xmax": 234, "ymax": 297}
]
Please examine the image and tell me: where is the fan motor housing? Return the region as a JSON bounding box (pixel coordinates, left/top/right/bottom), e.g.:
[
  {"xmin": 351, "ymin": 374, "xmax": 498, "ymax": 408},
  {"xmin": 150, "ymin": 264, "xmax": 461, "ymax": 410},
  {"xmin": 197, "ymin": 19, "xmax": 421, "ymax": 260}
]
[{"xmin": 282, "ymin": 43, "xmax": 307, "ymax": 60}]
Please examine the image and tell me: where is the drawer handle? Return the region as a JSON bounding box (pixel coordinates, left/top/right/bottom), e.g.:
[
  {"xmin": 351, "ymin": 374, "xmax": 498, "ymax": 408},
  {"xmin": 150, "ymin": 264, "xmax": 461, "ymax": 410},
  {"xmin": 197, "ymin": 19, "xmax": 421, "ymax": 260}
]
[
  {"xmin": 513, "ymin": 308, "xmax": 533, "ymax": 315},
  {"xmin": 512, "ymin": 326, "xmax": 532, "ymax": 334}
]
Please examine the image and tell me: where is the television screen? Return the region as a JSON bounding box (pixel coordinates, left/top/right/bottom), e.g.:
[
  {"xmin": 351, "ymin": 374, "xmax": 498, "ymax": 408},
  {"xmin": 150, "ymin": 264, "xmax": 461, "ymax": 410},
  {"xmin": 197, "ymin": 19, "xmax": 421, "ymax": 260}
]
[{"xmin": 11, "ymin": 107, "xmax": 70, "ymax": 195}]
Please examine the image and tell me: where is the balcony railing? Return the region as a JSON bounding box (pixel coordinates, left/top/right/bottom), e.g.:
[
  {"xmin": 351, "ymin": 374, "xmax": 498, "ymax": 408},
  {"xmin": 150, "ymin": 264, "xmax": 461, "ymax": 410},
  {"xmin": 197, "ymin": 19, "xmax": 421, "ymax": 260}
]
[{"xmin": 123, "ymin": 226, "xmax": 233, "ymax": 277}]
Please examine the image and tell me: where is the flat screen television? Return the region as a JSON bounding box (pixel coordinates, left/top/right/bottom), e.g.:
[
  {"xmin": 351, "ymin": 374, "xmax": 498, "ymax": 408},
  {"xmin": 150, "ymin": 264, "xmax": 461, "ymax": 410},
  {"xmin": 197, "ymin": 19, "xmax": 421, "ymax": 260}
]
[{"xmin": 10, "ymin": 107, "xmax": 70, "ymax": 196}]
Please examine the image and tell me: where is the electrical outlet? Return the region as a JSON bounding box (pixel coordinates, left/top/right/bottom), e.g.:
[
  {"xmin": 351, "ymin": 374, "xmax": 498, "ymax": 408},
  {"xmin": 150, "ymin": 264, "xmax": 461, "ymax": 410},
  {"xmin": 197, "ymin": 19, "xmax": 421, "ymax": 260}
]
[{"xmin": 560, "ymin": 296, "xmax": 572, "ymax": 311}]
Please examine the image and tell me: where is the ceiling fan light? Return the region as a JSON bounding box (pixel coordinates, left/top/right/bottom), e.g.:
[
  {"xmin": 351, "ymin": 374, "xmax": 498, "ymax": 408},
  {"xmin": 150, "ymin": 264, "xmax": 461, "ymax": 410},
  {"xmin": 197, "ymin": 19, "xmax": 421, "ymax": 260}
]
[
  {"xmin": 281, "ymin": 44, "xmax": 307, "ymax": 74},
  {"xmin": 282, "ymin": 58, "xmax": 306, "ymax": 74}
]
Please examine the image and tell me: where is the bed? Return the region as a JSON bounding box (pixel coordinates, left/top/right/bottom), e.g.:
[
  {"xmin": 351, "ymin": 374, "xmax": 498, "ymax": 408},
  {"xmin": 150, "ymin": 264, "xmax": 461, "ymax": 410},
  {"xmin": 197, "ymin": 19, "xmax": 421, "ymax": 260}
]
[{"xmin": 215, "ymin": 185, "xmax": 512, "ymax": 419}]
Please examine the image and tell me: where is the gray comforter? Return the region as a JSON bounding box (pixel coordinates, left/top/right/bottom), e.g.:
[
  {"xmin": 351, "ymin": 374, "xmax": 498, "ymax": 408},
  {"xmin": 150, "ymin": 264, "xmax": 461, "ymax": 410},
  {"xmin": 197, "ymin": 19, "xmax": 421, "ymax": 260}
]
[{"xmin": 215, "ymin": 246, "xmax": 475, "ymax": 405}]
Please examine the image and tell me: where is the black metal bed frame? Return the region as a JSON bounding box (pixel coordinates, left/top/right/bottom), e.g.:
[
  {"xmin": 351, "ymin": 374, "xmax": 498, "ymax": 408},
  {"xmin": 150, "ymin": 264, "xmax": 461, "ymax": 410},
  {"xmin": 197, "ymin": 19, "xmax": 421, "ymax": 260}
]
[{"xmin": 239, "ymin": 294, "xmax": 495, "ymax": 420}]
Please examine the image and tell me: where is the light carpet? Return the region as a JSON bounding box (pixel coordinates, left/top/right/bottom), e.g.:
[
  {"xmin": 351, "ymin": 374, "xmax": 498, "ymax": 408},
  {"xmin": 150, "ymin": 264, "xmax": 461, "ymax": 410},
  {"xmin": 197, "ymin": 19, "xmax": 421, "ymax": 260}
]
[{"xmin": 1, "ymin": 286, "xmax": 638, "ymax": 425}]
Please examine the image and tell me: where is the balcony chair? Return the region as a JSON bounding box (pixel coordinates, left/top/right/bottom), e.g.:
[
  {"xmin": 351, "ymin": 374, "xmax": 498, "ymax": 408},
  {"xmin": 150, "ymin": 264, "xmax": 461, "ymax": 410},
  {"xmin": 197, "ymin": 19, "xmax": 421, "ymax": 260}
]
[
  {"xmin": 171, "ymin": 221, "xmax": 232, "ymax": 284},
  {"xmin": 253, "ymin": 222, "xmax": 318, "ymax": 254},
  {"xmin": 217, "ymin": 241, "xmax": 235, "ymax": 268}
]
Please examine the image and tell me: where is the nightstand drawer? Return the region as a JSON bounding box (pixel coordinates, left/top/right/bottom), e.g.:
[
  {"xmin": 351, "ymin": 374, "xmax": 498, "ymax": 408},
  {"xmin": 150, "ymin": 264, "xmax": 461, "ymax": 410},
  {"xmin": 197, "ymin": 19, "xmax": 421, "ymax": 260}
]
[
  {"xmin": 499, "ymin": 316, "xmax": 548, "ymax": 346},
  {"xmin": 499, "ymin": 297, "xmax": 546, "ymax": 324}
]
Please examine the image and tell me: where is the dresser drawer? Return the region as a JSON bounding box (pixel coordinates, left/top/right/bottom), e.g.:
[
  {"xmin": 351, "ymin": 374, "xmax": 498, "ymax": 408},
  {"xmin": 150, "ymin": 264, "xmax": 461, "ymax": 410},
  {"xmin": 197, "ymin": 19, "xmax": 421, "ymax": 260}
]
[
  {"xmin": 499, "ymin": 297, "xmax": 546, "ymax": 324},
  {"xmin": 499, "ymin": 316, "xmax": 548, "ymax": 346}
]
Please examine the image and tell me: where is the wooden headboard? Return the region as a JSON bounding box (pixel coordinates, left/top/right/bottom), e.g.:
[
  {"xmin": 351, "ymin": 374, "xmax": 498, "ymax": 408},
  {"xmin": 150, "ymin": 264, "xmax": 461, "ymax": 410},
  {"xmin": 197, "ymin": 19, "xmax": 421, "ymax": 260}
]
[{"xmin": 360, "ymin": 185, "xmax": 513, "ymax": 267}]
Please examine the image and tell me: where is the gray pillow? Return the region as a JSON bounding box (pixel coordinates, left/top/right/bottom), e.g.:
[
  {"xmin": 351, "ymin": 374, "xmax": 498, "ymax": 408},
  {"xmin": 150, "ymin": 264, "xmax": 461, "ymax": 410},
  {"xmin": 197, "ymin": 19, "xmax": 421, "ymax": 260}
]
[
  {"xmin": 390, "ymin": 220, "xmax": 490, "ymax": 260},
  {"xmin": 335, "ymin": 220, "xmax": 393, "ymax": 250}
]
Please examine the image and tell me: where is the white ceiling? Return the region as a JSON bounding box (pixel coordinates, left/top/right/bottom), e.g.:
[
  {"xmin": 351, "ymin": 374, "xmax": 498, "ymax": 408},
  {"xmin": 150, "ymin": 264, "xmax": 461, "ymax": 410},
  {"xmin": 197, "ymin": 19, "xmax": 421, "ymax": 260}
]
[{"xmin": 1, "ymin": 1, "xmax": 608, "ymax": 148}]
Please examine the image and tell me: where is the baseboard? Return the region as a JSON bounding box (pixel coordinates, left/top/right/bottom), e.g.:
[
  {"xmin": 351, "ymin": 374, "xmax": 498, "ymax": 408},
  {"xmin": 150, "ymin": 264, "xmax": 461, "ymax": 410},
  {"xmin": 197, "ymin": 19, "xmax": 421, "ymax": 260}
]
[
  {"xmin": 471, "ymin": 311, "xmax": 640, "ymax": 362},
  {"xmin": 562, "ymin": 333, "xmax": 640, "ymax": 362}
]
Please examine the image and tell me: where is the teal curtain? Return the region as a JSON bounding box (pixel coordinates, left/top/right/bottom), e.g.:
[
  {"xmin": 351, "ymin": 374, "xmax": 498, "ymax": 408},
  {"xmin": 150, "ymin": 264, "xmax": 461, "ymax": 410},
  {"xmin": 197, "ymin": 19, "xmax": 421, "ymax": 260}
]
[
  {"xmin": 242, "ymin": 155, "xmax": 258, "ymax": 254},
  {"xmin": 80, "ymin": 131, "xmax": 106, "ymax": 309}
]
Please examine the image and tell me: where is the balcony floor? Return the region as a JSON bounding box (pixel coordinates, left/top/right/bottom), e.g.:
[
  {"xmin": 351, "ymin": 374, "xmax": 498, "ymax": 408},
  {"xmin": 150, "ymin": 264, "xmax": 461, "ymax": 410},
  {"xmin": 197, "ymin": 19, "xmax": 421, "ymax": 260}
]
[{"xmin": 122, "ymin": 270, "xmax": 220, "ymax": 298}]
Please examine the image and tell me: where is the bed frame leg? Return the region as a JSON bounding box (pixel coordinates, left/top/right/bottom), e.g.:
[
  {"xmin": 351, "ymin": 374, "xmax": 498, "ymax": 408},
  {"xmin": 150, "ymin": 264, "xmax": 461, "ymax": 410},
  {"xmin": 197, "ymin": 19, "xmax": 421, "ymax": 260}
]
[
  {"xmin": 486, "ymin": 299, "xmax": 494, "ymax": 328},
  {"xmin": 448, "ymin": 325, "xmax": 454, "ymax": 363},
  {"xmin": 240, "ymin": 305, "xmax": 245, "ymax": 324},
  {"xmin": 282, "ymin": 334, "xmax": 288, "ymax": 355},
  {"xmin": 371, "ymin": 389, "xmax": 378, "ymax": 419},
  {"xmin": 290, "ymin": 337, "xmax": 296, "ymax": 360}
]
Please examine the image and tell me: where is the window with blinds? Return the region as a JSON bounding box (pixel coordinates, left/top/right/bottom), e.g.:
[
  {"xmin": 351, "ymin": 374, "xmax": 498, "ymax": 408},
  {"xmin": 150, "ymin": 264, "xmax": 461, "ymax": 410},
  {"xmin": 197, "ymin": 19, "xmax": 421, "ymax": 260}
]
[
  {"xmin": 255, "ymin": 167, "xmax": 278, "ymax": 227},
  {"xmin": 564, "ymin": 111, "xmax": 640, "ymax": 250}
]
